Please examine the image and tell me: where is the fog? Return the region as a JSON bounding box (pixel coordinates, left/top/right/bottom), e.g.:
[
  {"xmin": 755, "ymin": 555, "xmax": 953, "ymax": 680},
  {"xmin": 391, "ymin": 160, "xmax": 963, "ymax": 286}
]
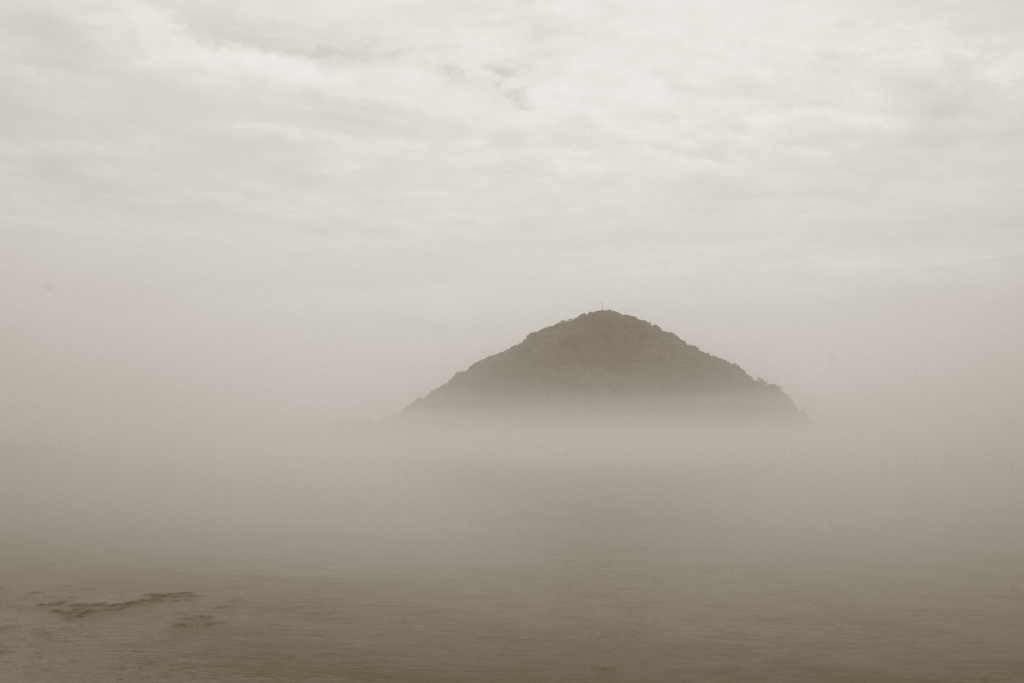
[
  {"xmin": 3, "ymin": 0, "xmax": 1024, "ymax": 679},
  {"xmin": 2, "ymin": 385, "xmax": 1022, "ymax": 679},
  {"xmin": 2, "ymin": 226, "xmax": 1023, "ymax": 681},
  {"xmin": 4, "ymin": 394, "xmax": 1022, "ymax": 564}
]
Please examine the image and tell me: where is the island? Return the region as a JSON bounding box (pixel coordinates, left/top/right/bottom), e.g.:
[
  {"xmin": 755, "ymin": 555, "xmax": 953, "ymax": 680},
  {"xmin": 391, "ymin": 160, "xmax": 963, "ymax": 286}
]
[{"xmin": 405, "ymin": 310, "xmax": 805, "ymax": 421}]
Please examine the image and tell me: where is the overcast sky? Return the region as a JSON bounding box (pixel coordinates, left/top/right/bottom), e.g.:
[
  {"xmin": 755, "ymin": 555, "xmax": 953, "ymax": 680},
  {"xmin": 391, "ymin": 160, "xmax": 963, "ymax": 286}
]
[{"xmin": 2, "ymin": 0, "xmax": 1022, "ymax": 431}]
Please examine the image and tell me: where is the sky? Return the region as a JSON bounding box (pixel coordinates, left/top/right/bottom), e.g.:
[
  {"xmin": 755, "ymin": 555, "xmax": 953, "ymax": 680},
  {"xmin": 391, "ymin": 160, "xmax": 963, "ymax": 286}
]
[{"xmin": 2, "ymin": 0, "xmax": 1023, "ymax": 431}]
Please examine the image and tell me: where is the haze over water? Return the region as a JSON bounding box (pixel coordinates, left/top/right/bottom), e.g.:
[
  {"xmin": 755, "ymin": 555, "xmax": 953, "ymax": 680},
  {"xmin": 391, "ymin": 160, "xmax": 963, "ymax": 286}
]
[
  {"xmin": 2, "ymin": 0, "xmax": 1024, "ymax": 680},
  {"xmin": 2, "ymin": 402, "xmax": 1022, "ymax": 681}
]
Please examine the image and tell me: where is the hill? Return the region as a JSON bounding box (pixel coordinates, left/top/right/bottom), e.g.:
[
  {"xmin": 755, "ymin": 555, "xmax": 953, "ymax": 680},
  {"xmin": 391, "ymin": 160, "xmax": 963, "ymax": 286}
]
[{"xmin": 405, "ymin": 310, "xmax": 804, "ymax": 419}]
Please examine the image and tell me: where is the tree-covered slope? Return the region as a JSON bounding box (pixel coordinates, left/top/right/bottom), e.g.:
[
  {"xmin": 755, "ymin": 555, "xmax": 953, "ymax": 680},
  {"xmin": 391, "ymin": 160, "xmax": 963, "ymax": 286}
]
[{"xmin": 406, "ymin": 310, "xmax": 803, "ymax": 418}]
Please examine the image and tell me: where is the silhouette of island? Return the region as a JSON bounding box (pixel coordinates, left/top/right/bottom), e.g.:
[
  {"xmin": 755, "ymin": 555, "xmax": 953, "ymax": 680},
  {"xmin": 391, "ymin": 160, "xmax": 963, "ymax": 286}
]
[{"xmin": 406, "ymin": 310, "xmax": 805, "ymax": 420}]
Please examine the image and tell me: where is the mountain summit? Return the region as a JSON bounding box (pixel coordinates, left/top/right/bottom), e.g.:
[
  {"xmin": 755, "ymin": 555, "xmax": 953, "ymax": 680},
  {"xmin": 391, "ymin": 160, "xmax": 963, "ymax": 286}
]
[{"xmin": 406, "ymin": 310, "xmax": 804, "ymax": 419}]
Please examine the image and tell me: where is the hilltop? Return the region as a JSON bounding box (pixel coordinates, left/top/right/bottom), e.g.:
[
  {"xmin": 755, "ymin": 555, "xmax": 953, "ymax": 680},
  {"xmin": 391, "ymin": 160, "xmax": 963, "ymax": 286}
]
[{"xmin": 405, "ymin": 311, "xmax": 804, "ymax": 419}]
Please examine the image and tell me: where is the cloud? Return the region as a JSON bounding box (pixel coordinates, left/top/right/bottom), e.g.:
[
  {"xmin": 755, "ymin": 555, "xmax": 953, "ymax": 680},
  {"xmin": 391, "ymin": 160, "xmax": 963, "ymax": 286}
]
[{"xmin": 2, "ymin": 0, "xmax": 1023, "ymax": 281}]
